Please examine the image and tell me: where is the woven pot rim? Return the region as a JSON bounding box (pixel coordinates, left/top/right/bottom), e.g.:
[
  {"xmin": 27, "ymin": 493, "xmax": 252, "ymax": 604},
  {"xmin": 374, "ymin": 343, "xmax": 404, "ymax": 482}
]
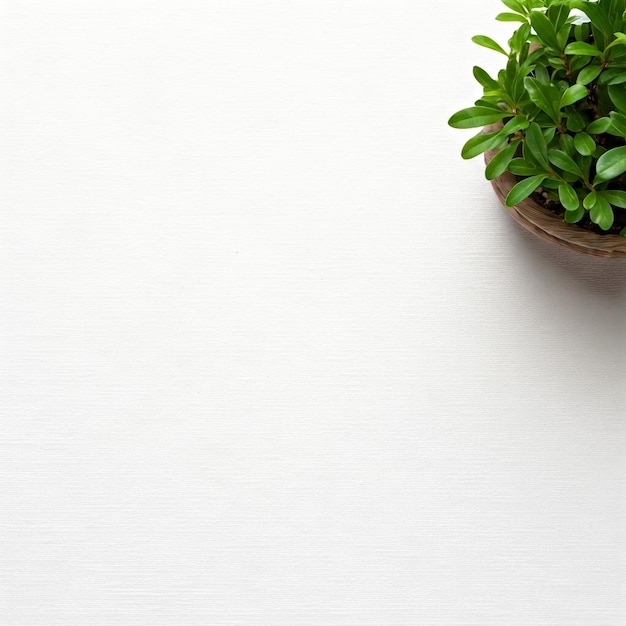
[{"xmin": 483, "ymin": 124, "xmax": 626, "ymax": 259}]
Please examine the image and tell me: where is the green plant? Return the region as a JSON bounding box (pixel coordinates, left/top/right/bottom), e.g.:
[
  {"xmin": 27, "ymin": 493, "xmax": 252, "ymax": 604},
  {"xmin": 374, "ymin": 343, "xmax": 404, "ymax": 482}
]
[{"xmin": 448, "ymin": 0, "xmax": 626, "ymax": 236}]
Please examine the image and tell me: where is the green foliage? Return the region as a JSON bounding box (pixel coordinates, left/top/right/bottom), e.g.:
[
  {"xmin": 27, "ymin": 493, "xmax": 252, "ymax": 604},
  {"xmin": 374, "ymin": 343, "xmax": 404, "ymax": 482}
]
[{"xmin": 448, "ymin": 0, "xmax": 626, "ymax": 234}]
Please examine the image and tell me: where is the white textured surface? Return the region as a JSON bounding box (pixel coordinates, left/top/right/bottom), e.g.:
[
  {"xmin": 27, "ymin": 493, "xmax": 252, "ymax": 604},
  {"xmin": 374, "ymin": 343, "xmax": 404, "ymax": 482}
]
[{"xmin": 2, "ymin": 1, "xmax": 626, "ymax": 623}]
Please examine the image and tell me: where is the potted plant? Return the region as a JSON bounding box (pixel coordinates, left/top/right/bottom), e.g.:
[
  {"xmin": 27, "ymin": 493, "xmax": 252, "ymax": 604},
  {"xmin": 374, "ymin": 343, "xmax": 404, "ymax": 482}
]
[{"xmin": 449, "ymin": 0, "xmax": 626, "ymax": 257}]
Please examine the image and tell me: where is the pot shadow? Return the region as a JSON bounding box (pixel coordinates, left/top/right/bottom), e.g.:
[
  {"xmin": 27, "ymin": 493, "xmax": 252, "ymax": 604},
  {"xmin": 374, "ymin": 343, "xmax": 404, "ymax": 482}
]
[{"xmin": 503, "ymin": 212, "xmax": 626, "ymax": 299}]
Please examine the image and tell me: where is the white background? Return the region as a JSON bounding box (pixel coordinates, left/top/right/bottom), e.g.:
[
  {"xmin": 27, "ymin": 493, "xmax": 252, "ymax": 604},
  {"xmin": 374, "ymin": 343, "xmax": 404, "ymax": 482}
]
[{"xmin": 2, "ymin": 1, "xmax": 626, "ymax": 624}]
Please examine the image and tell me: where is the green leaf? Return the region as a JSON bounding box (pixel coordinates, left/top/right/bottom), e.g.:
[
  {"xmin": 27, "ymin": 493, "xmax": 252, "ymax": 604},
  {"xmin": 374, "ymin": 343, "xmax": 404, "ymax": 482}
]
[
  {"xmin": 508, "ymin": 158, "xmax": 543, "ymax": 176},
  {"xmin": 565, "ymin": 205, "xmax": 585, "ymax": 223},
  {"xmin": 473, "ymin": 66, "xmax": 500, "ymax": 91},
  {"xmin": 525, "ymin": 122, "xmax": 550, "ymax": 169},
  {"xmin": 574, "ymin": 132, "xmax": 596, "ymax": 156},
  {"xmin": 475, "ymin": 99, "xmax": 503, "ymax": 110},
  {"xmin": 534, "ymin": 64, "xmax": 551, "ymax": 85},
  {"xmin": 472, "ymin": 35, "xmax": 507, "ymax": 56},
  {"xmin": 542, "ymin": 177, "xmax": 561, "ymax": 190},
  {"xmin": 504, "ymin": 56, "xmax": 517, "ymax": 93},
  {"xmin": 608, "ymin": 111, "xmax": 626, "ymax": 136},
  {"xmin": 560, "ymin": 84, "xmax": 588, "ymax": 107},
  {"xmin": 497, "ymin": 12, "xmax": 527, "ymax": 22},
  {"xmin": 548, "ymin": 55, "xmax": 565, "ymax": 69},
  {"xmin": 605, "ymin": 72, "xmax": 626, "ymax": 85},
  {"xmin": 548, "ymin": 149, "xmax": 584, "ymax": 177},
  {"xmin": 559, "ymin": 133, "xmax": 576, "ymax": 157},
  {"xmin": 594, "ymin": 144, "xmax": 606, "ymax": 159},
  {"xmin": 557, "ymin": 22, "xmax": 572, "ymax": 49},
  {"xmin": 583, "ymin": 191, "xmax": 597, "ymax": 210},
  {"xmin": 523, "ymin": 77, "xmax": 560, "ymax": 122},
  {"xmin": 566, "ymin": 109, "xmax": 586, "ymax": 132},
  {"xmin": 599, "ymin": 67, "xmax": 626, "ymax": 85},
  {"xmin": 620, "ymin": 225, "xmax": 626, "ymax": 237},
  {"xmin": 579, "ymin": 154, "xmax": 593, "ymax": 182},
  {"xmin": 511, "ymin": 23, "xmax": 532, "ymax": 54},
  {"xmin": 574, "ymin": 23, "xmax": 588, "ymax": 44},
  {"xmin": 594, "ymin": 145, "xmax": 626, "ymax": 182},
  {"xmin": 558, "ymin": 183, "xmax": 580, "ymax": 211},
  {"xmin": 501, "ymin": 0, "xmax": 526, "ymax": 14},
  {"xmin": 485, "ymin": 142, "xmax": 519, "ymax": 180},
  {"xmin": 586, "ymin": 117, "xmax": 613, "ymax": 134},
  {"xmin": 461, "ymin": 131, "xmax": 506, "ymax": 160},
  {"xmin": 576, "ymin": 64, "xmax": 603, "ymax": 85},
  {"xmin": 589, "ymin": 194, "xmax": 615, "ymax": 230},
  {"xmin": 569, "ymin": 1, "xmax": 611, "ymax": 40},
  {"xmin": 543, "ymin": 126, "xmax": 556, "ymax": 144},
  {"xmin": 448, "ymin": 106, "xmax": 508, "ymax": 129},
  {"xmin": 549, "ymin": 3, "xmax": 570, "ymax": 32},
  {"xmin": 608, "ymin": 84, "xmax": 626, "ymax": 113},
  {"xmin": 530, "ymin": 11, "xmax": 561, "ymax": 51},
  {"xmin": 564, "ymin": 42, "xmax": 602, "ymax": 56},
  {"xmin": 501, "ymin": 115, "xmax": 530, "ymax": 134},
  {"xmin": 570, "ymin": 55, "xmax": 590, "ymax": 73},
  {"xmin": 505, "ymin": 175, "xmax": 546, "ymax": 206},
  {"xmin": 599, "ymin": 189, "xmax": 626, "ymax": 208}
]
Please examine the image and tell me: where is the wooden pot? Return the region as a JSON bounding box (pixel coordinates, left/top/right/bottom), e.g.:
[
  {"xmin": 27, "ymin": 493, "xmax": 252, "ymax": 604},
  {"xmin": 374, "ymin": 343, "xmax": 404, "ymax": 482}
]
[{"xmin": 483, "ymin": 127, "xmax": 626, "ymax": 258}]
